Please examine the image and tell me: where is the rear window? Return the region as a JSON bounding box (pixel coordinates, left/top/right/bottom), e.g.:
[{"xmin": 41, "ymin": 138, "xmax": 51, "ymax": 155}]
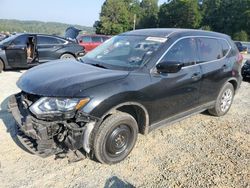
[
  {"xmin": 81, "ymin": 36, "xmax": 92, "ymax": 43},
  {"xmin": 92, "ymin": 36, "xmax": 102, "ymax": 43},
  {"xmin": 219, "ymin": 39, "xmax": 230, "ymax": 56},
  {"xmin": 197, "ymin": 38, "xmax": 223, "ymax": 63}
]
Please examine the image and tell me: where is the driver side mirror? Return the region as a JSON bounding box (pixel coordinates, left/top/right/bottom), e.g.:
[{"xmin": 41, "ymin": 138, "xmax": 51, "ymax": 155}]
[{"xmin": 156, "ymin": 61, "xmax": 183, "ymax": 73}]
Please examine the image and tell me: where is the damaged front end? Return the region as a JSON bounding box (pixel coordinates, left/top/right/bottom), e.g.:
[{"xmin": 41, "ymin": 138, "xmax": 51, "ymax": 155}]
[{"xmin": 8, "ymin": 92, "xmax": 98, "ymax": 159}]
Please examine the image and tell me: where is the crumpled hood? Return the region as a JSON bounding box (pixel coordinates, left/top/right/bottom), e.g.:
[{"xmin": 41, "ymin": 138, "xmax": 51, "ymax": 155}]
[{"xmin": 17, "ymin": 60, "xmax": 129, "ymax": 97}]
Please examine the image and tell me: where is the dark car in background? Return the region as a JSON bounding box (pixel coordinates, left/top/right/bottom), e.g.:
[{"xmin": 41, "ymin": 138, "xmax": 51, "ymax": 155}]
[
  {"xmin": 77, "ymin": 34, "xmax": 110, "ymax": 52},
  {"xmin": 241, "ymin": 42, "xmax": 250, "ymax": 54},
  {"xmin": 242, "ymin": 60, "xmax": 250, "ymax": 80},
  {"xmin": 9, "ymin": 29, "xmax": 242, "ymax": 164},
  {"xmin": 235, "ymin": 41, "xmax": 248, "ymax": 54},
  {"xmin": 0, "ymin": 33, "xmax": 85, "ymax": 72}
]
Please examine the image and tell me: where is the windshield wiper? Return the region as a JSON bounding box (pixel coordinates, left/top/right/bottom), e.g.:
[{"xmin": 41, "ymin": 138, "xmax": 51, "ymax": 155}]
[{"xmin": 89, "ymin": 63, "xmax": 107, "ymax": 69}]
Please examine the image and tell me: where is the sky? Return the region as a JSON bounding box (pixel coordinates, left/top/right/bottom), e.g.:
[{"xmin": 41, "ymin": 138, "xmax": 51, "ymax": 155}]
[{"xmin": 0, "ymin": 0, "xmax": 168, "ymax": 27}]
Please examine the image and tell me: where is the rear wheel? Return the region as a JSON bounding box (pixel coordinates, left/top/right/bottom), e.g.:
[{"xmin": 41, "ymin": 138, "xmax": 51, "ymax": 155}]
[
  {"xmin": 93, "ymin": 112, "xmax": 138, "ymax": 164},
  {"xmin": 60, "ymin": 53, "xmax": 75, "ymax": 59},
  {"xmin": 208, "ymin": 83, "xmax": 234, "ymax": 116},
  {"xmin": 0, "ymin": 59, "xmax": 4, "ymax": 73}
]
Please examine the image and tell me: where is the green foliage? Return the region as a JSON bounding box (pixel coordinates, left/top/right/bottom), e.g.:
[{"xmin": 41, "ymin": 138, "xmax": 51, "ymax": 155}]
[
  {"xmin": 95, "ymin": 0, "xmax": 159, "ymax": 35},
  {"xmin": 158, "ymin": 0, "xmax": 201, "ymax": 29},
  {"xmin": 0, "ymin": 19, "xmax": 94, "ymax": 36},
  {"xmin": 200, "ymin": 25, "xmax": 211, "ymax": 31},
  {"xmin": 234, "ymin": 31, "xmax": 248, "ymax": 41},
  {"xmin": 95, "ymin": 0, "xmax": 131, "ymax": 35},
  {"xmin": 202, "ymin": 0, "xmax": 250, "ymax": 38},
  {"xmin": 137, "ymin": 0, "xmax": 159, "ymax": 28}
]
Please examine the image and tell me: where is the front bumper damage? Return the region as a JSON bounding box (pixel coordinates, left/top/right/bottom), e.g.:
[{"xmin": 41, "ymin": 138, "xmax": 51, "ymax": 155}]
[{"xmin": 8, "ymin": 93, "xmax": 98, "ymax": 159}]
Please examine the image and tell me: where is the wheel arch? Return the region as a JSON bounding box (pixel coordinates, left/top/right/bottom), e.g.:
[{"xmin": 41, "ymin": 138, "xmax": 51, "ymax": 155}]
[
  {"xmin": 0, "ymin": 57, "xmax": 6, "ymax": 70},
  {"xmin": 226, "ymin": 78, "xmax": 239, "ymax": 91},
  {"xmin": 101, "ymin": 102, "xmax": 150, "ymax": 135},
  {"xmin": 60, "ymin": 52, "xmax": 76, "ymax": 58}
]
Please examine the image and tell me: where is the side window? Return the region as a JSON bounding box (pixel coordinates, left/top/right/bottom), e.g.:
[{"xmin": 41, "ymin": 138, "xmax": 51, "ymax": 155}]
[
  {"xmin": 162, "ymin": 38, "xmax": 197, "ymax": 66},
  {"xmin": 56, "ymin": 38, "xmax": 66, "ymax": 44},
  {"xmin": 92, "ymin": 36, "xmax": 102, "ymax": 43},
  {"xmin": 11, "ymin": 35, "xmax": 27, "ymax": 45},
  {"xmin": 197, "ymin": 38, "xmax": 223, "ymax": 63},
  {"xmin": 81, "ymin": 36, "xmax": 92, "ymax": 43},
  {"xmin": 219, "ymin": 39, "xmax": 230, "ymax": 56},
  {"xmin": 37, "ymin": 36, "xmax": 60, "ymax": 45}
]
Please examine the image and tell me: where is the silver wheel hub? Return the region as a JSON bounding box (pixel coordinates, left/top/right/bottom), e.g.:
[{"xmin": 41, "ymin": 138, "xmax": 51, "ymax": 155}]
[{"xmin": 220, "ymin": 89, "xmax": 233, "ymax": 112}]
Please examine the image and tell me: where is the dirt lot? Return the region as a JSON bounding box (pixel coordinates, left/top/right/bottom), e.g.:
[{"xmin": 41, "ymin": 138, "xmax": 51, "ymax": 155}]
[{"xmin": 0, "ymin": 70, "xmax": 249, "ymax": 188}]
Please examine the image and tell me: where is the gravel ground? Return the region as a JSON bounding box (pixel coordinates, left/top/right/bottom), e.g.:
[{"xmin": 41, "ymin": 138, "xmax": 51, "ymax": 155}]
[{"xmin": 0, "ymin": 70, "xmax": 249, "ymax": 188}]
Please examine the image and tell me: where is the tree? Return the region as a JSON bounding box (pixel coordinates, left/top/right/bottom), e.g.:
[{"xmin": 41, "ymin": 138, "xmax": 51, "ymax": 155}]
[
  {"xmin": 158, "ymin": 0, "xmax": 201, "ymax": 29},
  {"xmin": 234, "ymin": 31, "xmax": 248, "ymax": 41},
  {"xmin": 138, "ymin": 0, "xmax": 159, "ymax": 28},
  {"xmin": 95, "ymin": 0, "xmax": 131, "ymax": 35},
  {"xmin": 202, "ymin": 0, "xmax": 250, "ymax": 37}
]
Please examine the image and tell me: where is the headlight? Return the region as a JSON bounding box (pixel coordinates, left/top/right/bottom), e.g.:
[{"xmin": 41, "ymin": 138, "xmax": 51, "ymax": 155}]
[{"xmin": 30, "ymin": 97, "xmax": 90, "ymax": 115}]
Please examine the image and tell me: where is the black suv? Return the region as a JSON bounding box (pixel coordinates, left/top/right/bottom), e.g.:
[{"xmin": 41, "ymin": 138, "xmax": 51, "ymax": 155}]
[
  {"xmin": 0, "ymin": 33, "xmax": 85, "ymax": 72},
  {"xmin": 9, "ymin": 29, "xmax": 242, "ymax": 164}
]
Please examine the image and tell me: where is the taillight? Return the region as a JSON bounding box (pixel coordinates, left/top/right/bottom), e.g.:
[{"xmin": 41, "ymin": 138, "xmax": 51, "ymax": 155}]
[{"xmin": 237, "ymin": 52, "xmax": 243, "ymax": 64}]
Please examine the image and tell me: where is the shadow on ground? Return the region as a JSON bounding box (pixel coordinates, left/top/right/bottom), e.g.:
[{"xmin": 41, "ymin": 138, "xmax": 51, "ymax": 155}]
[
  {"xmin": 104, "ymin": 176, "xmax": 135, "ymax": 188},
  {"xmin": 0, "ymin": 96, "xmax": 32, "ymax": 154}
]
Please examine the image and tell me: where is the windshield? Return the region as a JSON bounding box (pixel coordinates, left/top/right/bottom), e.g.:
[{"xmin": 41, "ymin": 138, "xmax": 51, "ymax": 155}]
[{"xmin": 81, "ymin": 35, "xmax": 167, "ymax": 70}]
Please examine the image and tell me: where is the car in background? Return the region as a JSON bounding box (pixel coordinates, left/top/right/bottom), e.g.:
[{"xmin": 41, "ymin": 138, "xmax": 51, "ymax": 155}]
[
  {"xmin": 242, "ymin": 60, "xmax": 250, "ymax": 80},
  {"xmin": 241, "ymin": 42, "xmax": 250, "ymax": 54},
  {"xmin": 77, "ymin": 34, "xmax": 110, "ymax": 52},
  {"xmin": 0, "ymin": 34, "xmax": 7, "ymax": 41},
  {"xmin": 0, "ymin": 33, "xmax": 85, "ymax": 72},
  {"xmin": 235, "ymin": 41, "xmax": 248, "ymax": 54}
]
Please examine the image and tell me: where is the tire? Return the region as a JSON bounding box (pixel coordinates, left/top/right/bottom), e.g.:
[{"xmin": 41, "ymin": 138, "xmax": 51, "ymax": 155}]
[
  {"xmin": 60, "ymin": 53, "xmax": 75, "ymax": 59},
  {"xmin": 208, "ymin": 83, "xmax": 234, "ymax": 116},
  {"xmin": 93, "ymin": 111, "xmax": 138, "ymax": 164},
  {"xmin": 0, "ymin": 59, "xmax": 4, "ymax": 73}
]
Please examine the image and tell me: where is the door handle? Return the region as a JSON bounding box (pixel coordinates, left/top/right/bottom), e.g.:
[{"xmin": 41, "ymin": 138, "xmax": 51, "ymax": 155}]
[
  {"xmin": 191, "ymin": 72, "xmax": 202, "ymax": 80},
  {"xmin": 222, "ymin": 64, "xmax": 228, "ymax": 69}
]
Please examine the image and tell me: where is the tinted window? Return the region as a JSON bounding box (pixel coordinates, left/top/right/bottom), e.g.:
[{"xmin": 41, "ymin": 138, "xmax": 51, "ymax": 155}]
[
  {"xmin": 219, "ymin": 39, "xmax": 230, "ymax": 56},
  {"xmin": 11, "ymin": 35, "xmax": 27, "ymax": 45},
  {"xmin": 81, "ymin": 36, "xmax": 92, "ymax": 43},
  {"xmin": 92, "ymin": 36, "xmax": 102, "ymax": 43},
  {"xmin": 102, "ymin": 36, "xmax": 110, "ymax": 42},
  {"xmin": 37, "ymin": 36, "xmax": 61, "ymax": 45},
  {"xmin": 162, "ymin": 38, "xmax": 197, "ymax": 66},
  {"xmin": 197, "ymin": 38, "xmax": 223, "ymax": 62},
  {"xmin": 56, "ymin": 38, "xmax": 66, "ymax": 44}
]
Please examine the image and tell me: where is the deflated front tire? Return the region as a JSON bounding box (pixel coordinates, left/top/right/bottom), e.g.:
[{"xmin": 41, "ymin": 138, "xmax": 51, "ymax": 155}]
[{"xmin": 93, "ymin": 111, "xmax": 138, "ymax": 164}]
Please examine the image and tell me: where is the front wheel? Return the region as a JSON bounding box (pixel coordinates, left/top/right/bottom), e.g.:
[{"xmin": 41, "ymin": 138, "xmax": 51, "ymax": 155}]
[
  {"xmin": 93, "ymin": 112, "xmax": 138, "ymax": 164},
  {"xmin": 208, "ymin": 83, "xmax": 235, "ymax": 116}
]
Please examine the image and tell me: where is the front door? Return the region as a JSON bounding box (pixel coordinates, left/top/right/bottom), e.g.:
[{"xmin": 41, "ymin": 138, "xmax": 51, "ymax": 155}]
[
  {"xmin": 147, "ymin": 37, "xmax": 202, "ymax": 124},
  {"xmin": 5, "ymin": 34, "xmax": 28, "ymax": 68}
]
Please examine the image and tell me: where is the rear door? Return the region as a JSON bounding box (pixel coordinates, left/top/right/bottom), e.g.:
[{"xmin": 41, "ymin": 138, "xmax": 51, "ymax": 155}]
[
  {"xmin": 5, "ymin": 34, "xmax": 28, "ymax": 68},
  {"xmin": 148, "ymin": 37, "xmax": 202, "ymax": 123},
  {"xmin": 37, "ymin": 35, "xmax": 65, "ymax": 62},
  {"xmin": 197, "ymin": 37, "xmax": 231, "ymax": 104}
]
